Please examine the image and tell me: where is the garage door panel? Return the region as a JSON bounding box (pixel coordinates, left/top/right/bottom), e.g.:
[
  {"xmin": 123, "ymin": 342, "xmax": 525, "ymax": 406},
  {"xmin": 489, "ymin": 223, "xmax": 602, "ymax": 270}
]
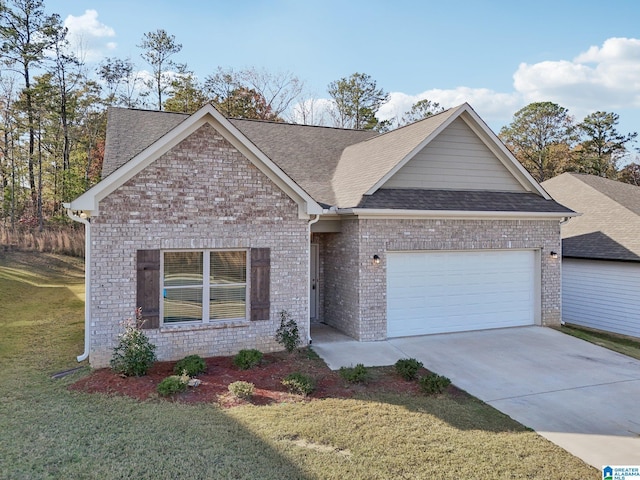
[{"xmin": 387, "ymin": 250, "xmax": 536, "ymax": 337}]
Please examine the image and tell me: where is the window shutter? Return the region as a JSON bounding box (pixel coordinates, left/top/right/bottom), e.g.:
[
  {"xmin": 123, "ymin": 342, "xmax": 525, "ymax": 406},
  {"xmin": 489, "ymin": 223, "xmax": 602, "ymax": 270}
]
[
  {"xmin": 136, "ymin": 249, "xmax": 160, "ymax": 329},
  {"xmin": 250, "ymin": 248, "xmax": 270, "ymax": 321}
]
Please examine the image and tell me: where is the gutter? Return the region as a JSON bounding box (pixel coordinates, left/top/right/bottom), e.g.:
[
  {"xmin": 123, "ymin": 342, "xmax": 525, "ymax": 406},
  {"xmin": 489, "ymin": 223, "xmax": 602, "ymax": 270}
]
[
  {"xmin": 307, "ymin": 214, "xmax": 321, "ymax": 344},
  {"xmin": 65, "ymin": 205, "xmax": 91, "ymax": 362}
]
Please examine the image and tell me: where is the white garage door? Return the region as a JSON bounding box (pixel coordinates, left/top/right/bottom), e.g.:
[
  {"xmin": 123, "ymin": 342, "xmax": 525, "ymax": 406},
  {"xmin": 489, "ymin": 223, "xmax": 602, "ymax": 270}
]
[{"xmin": 387, "ymin": 250, "xmax": 536, "ymax": 337}]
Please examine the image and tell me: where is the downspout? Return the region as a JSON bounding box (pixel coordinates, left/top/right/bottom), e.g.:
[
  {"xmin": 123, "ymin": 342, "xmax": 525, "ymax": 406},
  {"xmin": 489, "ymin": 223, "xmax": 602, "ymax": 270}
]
[
  {"xmin": 66, "ymin": 207, "xmax": 91, "ymax": 362},
  {"xmin": 307, "ymin": 214, "xmax": 321, "ymax": 344}
]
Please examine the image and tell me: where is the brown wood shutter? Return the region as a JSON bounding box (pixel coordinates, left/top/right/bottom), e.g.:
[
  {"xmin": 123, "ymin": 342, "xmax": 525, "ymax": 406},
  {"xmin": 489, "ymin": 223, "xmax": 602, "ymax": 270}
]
[
  {"xmin": 136, "ymin": 249, "xmax": 160, "ymax": 329},
  {"xmin": 250, "ymin": 248, "xmax": 270, "ymax": 321}
]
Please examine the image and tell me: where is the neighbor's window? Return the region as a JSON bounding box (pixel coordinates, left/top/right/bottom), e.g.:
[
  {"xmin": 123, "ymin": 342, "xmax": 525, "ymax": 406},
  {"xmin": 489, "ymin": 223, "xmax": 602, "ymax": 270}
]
[{"xmin": 162, "ymin": 250, "xmax": 247, "ymax": 324}]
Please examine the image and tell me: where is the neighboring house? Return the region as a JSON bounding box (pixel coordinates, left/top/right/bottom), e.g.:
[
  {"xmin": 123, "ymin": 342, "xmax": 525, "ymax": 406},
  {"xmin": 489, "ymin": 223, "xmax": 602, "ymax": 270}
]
[
  {"xmin": 542, "ymin": 172, "xmax": 640, "ymax": 339},
  {"xmin": 65, "ymin": 103, "xmax": 574, "ymax": 368}
]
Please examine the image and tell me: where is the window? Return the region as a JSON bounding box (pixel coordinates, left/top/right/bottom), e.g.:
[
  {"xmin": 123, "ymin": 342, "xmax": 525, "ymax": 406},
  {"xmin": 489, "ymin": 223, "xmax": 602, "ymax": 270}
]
[{"xmin": 162, "ymin": 250, "xmax": 247, "ymax": 324}]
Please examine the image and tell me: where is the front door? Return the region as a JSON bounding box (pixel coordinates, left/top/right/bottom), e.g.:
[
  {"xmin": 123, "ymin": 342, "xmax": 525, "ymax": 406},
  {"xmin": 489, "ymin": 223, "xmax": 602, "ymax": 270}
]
[{"xmin": 310, "ymin": 244, "xmax": 319, "ymax": 320}]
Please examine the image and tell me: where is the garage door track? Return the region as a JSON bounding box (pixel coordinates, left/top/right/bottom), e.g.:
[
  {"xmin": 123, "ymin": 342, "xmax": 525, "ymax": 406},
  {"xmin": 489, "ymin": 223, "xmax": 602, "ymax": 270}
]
[{"xmin": 311, "ymin": 325, "xmax": 640, "ymax": 468}]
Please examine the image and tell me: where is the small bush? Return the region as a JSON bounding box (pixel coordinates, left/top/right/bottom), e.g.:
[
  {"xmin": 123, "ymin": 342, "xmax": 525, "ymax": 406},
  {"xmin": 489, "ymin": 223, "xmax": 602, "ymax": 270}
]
[
  {"xmin": 282, "ymin": 372, "xmax": 315, "ymax": 396},
  {"xmin": 157, "ymin": 374, "xmax": 189, "ymax": 397},
  {"xmin": 339, "ymin": 363, "xmax": 369, "ymax": 383},
  {"xmin": 275, "ymin": 310, "xmax": 301, "ymax": 353},
  {"xmin": 110, "ymin": 309, "xmax": 157, "ymax": 377},
  {"xmin": 174, "ymin": 355, "xmax": 206, "ymax": 376},
  {"xmin": 228, "ymin": 381, "xmax": 255, "ymax": 399},
  {"xmin": 419, "ymin": 373, "xmax": 452, "ymax": 395},
  {"xmin": 233, "ymin": 349, "xmax": 263, "ymax": 370},
  {"xmin": 395, "ymin": 358, "xmax": 424, "ymax": 381}
]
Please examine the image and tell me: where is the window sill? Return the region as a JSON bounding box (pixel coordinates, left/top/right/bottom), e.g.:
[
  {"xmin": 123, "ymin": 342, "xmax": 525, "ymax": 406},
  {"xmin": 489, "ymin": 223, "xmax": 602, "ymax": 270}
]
[{"xmin": 160, "ymin": 319, "xmax": 250, "ymax": 333}]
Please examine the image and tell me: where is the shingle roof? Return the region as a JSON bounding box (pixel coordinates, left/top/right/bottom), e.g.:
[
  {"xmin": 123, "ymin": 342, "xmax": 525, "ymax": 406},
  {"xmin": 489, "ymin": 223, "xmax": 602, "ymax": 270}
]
[
  {"xmin": 542, "ymin": 173, "xmax": 640, "ymax": 262},
  {"xmin": 101, "ymin": 105, "xmax": 568, "ymax": 216},
  {"xmin": 357, "ymin": 189, "xmax": 574, "ymax": 213},
  {"xmin": 227, "ymin": 119, "xmax": 376, "ymax": 205},
  {"xmin": 103, "ymin": 108, "xmax": 188, "ymax": 177},
  {"xmin": 332, "ymin": 107, "xmax": 460, "ymax": 207}
]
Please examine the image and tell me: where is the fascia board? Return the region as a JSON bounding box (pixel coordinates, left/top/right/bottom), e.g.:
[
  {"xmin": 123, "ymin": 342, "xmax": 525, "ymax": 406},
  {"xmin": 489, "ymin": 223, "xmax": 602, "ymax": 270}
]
[
  {"xmin": 68, "ymin": 104, "xmax": 322, "ymax": 217},
  {"xmin": 339, "ymin": 208, "xmax": 579, "ymax": 220},
  {"xmin": 458, "ymin": 107, "xmax": 551, "ymax": 199}
]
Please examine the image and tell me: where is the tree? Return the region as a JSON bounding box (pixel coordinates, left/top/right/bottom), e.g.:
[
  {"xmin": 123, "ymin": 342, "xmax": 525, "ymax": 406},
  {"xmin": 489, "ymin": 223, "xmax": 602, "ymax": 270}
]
[
  {"xmin": 618, "ymin": 162, "xmax": 640, "ymax": 186},
  {"xmin": 163, "ymin": 66, "xmax": 208, "ymax": 114},
  {"xmin": 97, "ymin": 56, "xmax": 140, "ymax": 107},
  {"xmin": 575, "ymin": 111, "xmax": 637, "ymax": 178},
  {"xmin": 327, "ymin": 72, "xmax": 388, "ymax": 130},
  {"xmin": 0, "ymin": 0, "xmax": 63, "ymax": 213},
  {"xmin": 138, "ymin": 29, "xmax": 182, "ymax": 110},
  {"xmin": 204, "ymin": 66, "xmax": 300, "ymax": 121},
  {"xmin": 401, "ymin": 99, "xmax": 445, "ymax": 125},
  {"xmin": 499, "ymin": 102, "xmax": 575, "ymax": 182},
  {"xmin": 239, "ymin": 67, "xmax": 303, "ymax": 120}
]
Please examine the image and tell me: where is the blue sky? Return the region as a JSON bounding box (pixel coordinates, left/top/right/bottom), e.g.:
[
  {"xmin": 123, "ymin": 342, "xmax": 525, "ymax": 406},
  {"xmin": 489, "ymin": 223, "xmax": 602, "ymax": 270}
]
[{"xmin": 45, "ymin": 0, "xmax": 640, "ymax": 143}]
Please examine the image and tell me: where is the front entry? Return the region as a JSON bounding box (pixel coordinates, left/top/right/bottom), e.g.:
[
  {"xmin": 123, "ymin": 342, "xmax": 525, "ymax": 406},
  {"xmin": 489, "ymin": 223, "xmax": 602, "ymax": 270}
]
[{"xmin": 310, "ymin": 244, "xmax": 319, "ymax": 320}]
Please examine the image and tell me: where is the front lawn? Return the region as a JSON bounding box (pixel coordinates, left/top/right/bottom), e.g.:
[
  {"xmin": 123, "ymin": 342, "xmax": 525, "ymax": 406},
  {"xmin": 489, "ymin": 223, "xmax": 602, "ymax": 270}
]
[
  {"xmin": 557, "ymin": 323, "xmax": 640, "ymax": 360},
  {"xmin": 0, "ymin": 251, "xmax": 599, "ymax": 479}
]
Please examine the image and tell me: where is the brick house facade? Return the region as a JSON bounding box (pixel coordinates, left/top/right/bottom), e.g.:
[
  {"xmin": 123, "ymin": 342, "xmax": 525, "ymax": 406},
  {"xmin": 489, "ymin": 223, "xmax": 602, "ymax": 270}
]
[{"xmin": 67, "ymin": 103, "xmax": 573, "ymax": 367}]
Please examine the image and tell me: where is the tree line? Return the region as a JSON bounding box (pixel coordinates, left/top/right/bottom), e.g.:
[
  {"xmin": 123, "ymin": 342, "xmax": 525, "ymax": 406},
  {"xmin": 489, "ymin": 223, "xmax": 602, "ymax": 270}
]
[{"xmin": 0, "ymin": 0, "xmax": 637, "ymax": 233}]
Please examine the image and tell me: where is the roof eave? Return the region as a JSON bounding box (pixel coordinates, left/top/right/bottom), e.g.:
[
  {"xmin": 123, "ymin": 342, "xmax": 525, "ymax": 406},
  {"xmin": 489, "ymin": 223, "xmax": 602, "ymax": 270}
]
[
  {"xmin": 68, "ymin": 104, "xmax": 323, "ymax": 219},
  {"xmin": 338, "ymin": 208, "xmax": 577, "ymax": 220}
]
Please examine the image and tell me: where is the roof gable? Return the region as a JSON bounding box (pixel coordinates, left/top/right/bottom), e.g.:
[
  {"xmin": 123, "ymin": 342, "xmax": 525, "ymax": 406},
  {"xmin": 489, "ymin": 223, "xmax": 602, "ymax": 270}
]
[
  {"xmin": 332, "ymin": 103, "xmax": 549, "ymax": 208},
  {"xmin": 542, "ymin": 173, "xmax": 640, "ymax": 261},
  {"xmin": 69, "ymin": 104, "xmax": 322, "ymax": 217},
  {"xmin": 381, "ymin": 117, "xmax": 526, "ymax": 192}
]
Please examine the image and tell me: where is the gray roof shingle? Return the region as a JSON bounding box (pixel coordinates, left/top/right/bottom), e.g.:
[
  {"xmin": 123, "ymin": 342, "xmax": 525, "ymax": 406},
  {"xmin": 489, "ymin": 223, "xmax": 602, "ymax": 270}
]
[
  {"xmin": 357, "ymin": 189, "xmax": 574, "ymax": 213},
  {"xmin": 542, "ymin": 173, "xmax": 640, "ymax": 262},
  {"xmin": 102, "ymin": 106, "xmax": 569, "ymax": 216}
]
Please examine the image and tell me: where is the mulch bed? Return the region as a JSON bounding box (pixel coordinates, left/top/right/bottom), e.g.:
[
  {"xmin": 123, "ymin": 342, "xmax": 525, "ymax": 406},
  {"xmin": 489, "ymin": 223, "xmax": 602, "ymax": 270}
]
[{"xmin": 68, "ymin": 349, "xmax": 432, "ymax": 408}]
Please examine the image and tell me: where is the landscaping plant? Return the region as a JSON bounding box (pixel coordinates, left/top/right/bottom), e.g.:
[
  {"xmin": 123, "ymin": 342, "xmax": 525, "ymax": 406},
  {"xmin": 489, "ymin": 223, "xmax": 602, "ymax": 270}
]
[
  {"xmin": 228, "ymin": 381, "xmax": 255, "ymax": 399},
  {"xmin": 110, "ymin": 308, "xmax": 157, "ymax": 377},
  {"xmin": 419, "ymin": 373, "xmax": 452, "ymax": 395},
  {"xmin": 394, "ymin": 358, "xmax": 423, "ymax": 381},
  {"xmin": 233, "ymin": 349, "xmax": 263, "ymax": 370},
  {"xmin": 282, "ymin": 372, "xmax": 315, "ymax": 396},
  {"xmin": 157, "ymin": 371, "xmax": 190, "ymax": 397},
  {"xmin": 174, "ymin": 354, "xmax": 206, "ymax": 376},
  {"xmin": 275, "ymin": 310, "xmax": 301, "ymax": 353},
  {"xmin": 339, "ymin": 363, "xmax": 369, "ymax": 383}
]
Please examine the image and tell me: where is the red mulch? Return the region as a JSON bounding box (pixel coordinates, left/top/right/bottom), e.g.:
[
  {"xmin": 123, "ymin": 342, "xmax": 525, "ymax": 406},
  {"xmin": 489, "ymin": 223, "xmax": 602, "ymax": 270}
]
[{"xmin": 68, "ymin": 350, "xmax": 429, "ymax": 408}]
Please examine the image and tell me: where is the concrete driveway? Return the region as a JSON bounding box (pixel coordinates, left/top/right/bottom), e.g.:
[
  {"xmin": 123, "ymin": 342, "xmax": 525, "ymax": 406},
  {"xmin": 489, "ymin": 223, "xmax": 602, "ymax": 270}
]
[{"xmin": 311, "ymin": 325, "xmax": 640, "ymax": 469}]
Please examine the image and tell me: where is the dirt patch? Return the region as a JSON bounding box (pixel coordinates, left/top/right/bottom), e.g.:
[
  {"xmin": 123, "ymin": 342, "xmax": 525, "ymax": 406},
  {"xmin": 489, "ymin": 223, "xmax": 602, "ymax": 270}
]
[{"xmin": 68, "ymin": 349, "xmax": 448, "ymax": 407}]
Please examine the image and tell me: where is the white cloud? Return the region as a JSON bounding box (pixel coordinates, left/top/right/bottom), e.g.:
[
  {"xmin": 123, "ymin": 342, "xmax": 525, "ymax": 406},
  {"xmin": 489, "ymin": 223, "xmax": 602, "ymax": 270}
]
[
  {"xmin": 513, "ymin": 37, "xmax": 640, "ymax": 118},
  {"xmin": 377, "ymin": 88, "xmax": 521, "ymax": 130},
  {"xmin": 63, "ymin": 10, "xmax": 116, "ymax": 62}
]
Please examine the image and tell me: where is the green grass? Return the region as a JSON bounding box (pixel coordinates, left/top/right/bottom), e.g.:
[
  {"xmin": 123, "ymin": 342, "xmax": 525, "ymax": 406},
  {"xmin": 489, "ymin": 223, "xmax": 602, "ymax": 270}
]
[
  {"xmin": 0, "ymin": 251, "xmax": 599, "ymax": 479},
  {"xmin": 557, "ymin": 323, "xmax": 640, "ymax": 360}
]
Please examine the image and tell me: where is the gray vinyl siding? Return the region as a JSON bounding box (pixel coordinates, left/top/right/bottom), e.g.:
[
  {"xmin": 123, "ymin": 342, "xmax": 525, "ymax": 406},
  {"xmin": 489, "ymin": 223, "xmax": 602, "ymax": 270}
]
[
  {"xmin": 382, "ymin": 118, "xmax": 525, "ymax": 192},
  {"xmin": 563, "ymin": 258, "xmax": 640, "ymax": 339}
]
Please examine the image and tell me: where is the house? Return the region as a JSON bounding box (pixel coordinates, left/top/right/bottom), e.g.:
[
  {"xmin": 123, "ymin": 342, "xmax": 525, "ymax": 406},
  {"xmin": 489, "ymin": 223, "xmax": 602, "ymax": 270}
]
[
  {"xmin": 65, "ymin": 103, "xmax": 574, "ymax": 368},
  {"xmin": 542, "ymin": 172, "xmax": 640, "ymax": 339}
]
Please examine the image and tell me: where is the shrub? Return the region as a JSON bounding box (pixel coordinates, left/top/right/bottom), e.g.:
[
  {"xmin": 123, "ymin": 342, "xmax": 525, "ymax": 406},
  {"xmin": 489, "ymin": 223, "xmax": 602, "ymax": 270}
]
[
  {"xmin": 275, "ymin": 310, "xmax": 301, "ymax": 353},
  {"xmin": 233, "ymin": 349, "xmax": 263, "ymax": 370},
  {"xmin": 110, "ymin": 309, "xmax": 156, "ymax": 377},
  {"xmin": 157, "ymin": 374, "xmax": 189, "ymax": 397},
  {"xmin": 339, "ymin": 363, "xmax": 369, "ymax": 383},
  {"xmin": 419, "ymin": 373, "xmax": 452, "ymax": 395},
  {"xmin": 395, "ymin": 358, "xmax": 424, "ymax": 381},
  {"xmin": 282, "ymin": 372, "xmax": 315, "ymax": 396},
  {"xmin": 228, "ymin": 381, "xmax": 255, "ymax": 399},
  {"xmin": 174, "ymin": 355, "xmax": 206, "ymax": 376}
]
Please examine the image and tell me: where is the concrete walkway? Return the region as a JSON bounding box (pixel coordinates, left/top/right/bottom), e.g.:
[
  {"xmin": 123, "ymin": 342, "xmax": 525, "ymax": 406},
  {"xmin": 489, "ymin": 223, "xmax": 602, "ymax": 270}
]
[{"xmin": 311, "ymin": 324, "xmax": 640, "ymax": 469}]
